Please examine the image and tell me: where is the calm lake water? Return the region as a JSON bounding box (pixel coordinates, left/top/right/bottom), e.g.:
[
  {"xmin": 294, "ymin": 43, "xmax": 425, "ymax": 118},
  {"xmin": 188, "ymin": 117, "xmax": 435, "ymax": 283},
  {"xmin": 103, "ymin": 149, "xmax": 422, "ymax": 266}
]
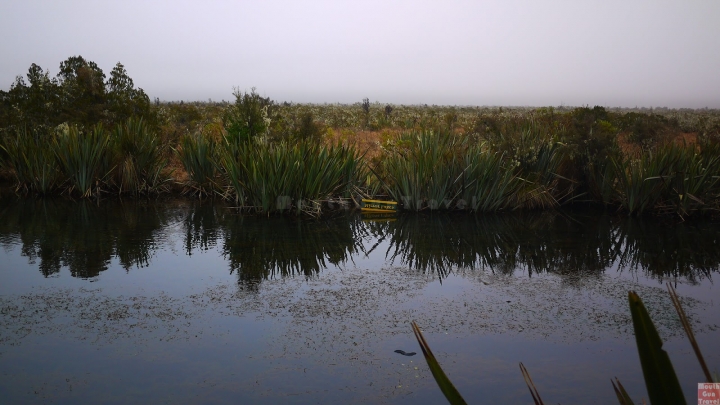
[{"xmin": 0, "ymin": 198, "xmax": 718, "ymax": 404}]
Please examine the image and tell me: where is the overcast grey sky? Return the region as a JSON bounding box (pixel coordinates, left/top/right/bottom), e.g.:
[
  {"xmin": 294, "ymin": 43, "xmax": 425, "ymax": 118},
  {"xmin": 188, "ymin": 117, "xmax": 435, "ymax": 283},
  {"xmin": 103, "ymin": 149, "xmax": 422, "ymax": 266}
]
[{"xmin": 1, "ymin": 0, "xmax": 719, "ymax": 107}]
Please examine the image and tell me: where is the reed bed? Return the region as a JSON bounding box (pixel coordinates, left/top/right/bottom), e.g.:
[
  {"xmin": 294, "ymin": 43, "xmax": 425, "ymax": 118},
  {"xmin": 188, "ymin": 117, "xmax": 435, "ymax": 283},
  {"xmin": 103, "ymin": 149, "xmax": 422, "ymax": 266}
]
[
  {"xmin": 379, "ymin": 129, "xmax": 569, "ymax": 212},
  {"xmin": 175, "ymin": 132, "xmax": 218, "ymax": 196},
  {"xmin": 53, "ymin": 124, "xmax": 112, "ymax": 197},
  {"xmin": 112, "ymin": 117, "xmax": 169, "ymax": 195},
  {"xmin": 611, "ymin": 143, "xmax": 720, "ymax": 216},
  {"xmin": 217, "ymin": 137, "xmax": 364, "ymax": 214},
  {"xmin": 3, "ymin": 99, "xmax": 720, "ymax": 216},
  {"xmin": 1, "ymin": 127, "xmax": 59, "ymax": 194}
]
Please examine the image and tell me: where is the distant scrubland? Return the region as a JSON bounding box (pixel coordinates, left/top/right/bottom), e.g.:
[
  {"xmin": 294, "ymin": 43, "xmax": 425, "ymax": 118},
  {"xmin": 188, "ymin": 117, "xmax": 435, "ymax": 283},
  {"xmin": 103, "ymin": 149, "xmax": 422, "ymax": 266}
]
[{"xmin": 2, "ymin": 56, "xmax": 720, "ymax": 217}]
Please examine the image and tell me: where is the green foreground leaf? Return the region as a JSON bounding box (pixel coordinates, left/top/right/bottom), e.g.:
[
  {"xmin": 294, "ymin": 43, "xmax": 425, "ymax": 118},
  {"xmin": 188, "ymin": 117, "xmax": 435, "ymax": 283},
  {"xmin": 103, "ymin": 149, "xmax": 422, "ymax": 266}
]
[
  {"xmin": 411, "ymin": 321, "xmax": 467, "ymax": 405},
  {"xmin": 611, "ymin": 377, "xmax": 635, "ymax": 405},
  {"xmin": 628, "ymin": 290, "xmax": 686, "ymax": 405}
]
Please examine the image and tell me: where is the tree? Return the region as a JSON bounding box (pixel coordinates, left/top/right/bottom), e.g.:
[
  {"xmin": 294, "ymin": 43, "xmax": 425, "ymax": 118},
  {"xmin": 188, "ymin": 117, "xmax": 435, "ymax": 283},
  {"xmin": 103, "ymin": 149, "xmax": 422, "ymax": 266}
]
[
  {"xmin": 223, "ymin": 88, "xmax": 273, "ymax": 144},
  {"xmin": 106, "ymin": 62, "xmax": 150, "ymax": 123},
  {"xmin": 0, "ymin": 65, "xmax": 60, "ymax": 133},
  {"xmin": 56, "ymin": 55, "xmax": 107, "ymax": 126},
  {"xmin": 23, "ymin": 64, "xmax": 60, "ymax": 128},
  {"xmin": 0, "ymin": 56, "xmax": 154, "ymax": 137}
]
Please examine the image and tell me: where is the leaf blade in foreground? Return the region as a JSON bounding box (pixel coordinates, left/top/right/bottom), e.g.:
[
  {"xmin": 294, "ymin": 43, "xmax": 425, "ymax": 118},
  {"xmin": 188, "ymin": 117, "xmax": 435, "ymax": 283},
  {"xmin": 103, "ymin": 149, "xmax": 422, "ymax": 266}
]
[
  {"xmin": 628, "ymin": 290, "xmax": 686, "ymax": 405},
  {"xmin": 411, "ymin": 321, "xmax": 467, "ymax": 405}
]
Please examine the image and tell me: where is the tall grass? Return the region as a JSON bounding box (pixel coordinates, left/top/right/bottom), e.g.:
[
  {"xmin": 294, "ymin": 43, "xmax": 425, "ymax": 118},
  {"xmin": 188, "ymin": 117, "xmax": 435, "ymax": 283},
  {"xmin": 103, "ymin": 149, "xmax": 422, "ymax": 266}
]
[
  {"xmin": 1, "ymin": 127, "xmax": 59, "ymax": 194},
  {"xmin": 175, "ymin": 132, "xmax": 218, "ymax": 196},
  {"xmin": 611, "ymin": 143, "xmax": 720, "ymax": 216},
  {"xmin": 460, "ymin": 147, "xmax": 519, "ymax": 212},
  {"xmin": 2, "ymin": 102, "xmax": 720, "ymax": 216},
  {"xmin": 53, "ymin": 124, "xmax": 112, "ymax": 197},
  {"xmin": 379, "ymin": 129, "xmax": 570, "ymax": 212},
  {"xmin": 655, "ymin": 142, "xmax": 720, "ymax": 216},
  {"xmin": 382, "ymin": 130, "xmax": 464, "ymax": 211},
  {"xmin": 112, "ymin": 117, "xmax": 168, "ymax": 195},
  {"xmin": 218, "ymin": 137, "xmax": 363, "ymax": 214}
]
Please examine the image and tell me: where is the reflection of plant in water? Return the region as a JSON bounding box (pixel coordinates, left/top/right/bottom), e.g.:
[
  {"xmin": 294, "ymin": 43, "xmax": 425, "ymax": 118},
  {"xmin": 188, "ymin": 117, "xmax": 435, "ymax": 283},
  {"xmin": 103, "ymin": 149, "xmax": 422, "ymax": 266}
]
[
  {"xmin": 378, "ymin": 211, "xmax": 719, "ymax": 282},
  {"xmin": 1, "ymin": 199, "xmax": 719, "ymax": 284},
  {"xmin": 0, "ymin": 199, "xmax": 171, "ymax": 277},
  {"xmin": 220, "ymin": 214, "xmax": 361, "ymax": 287},
  {"xmin": 182, "ymin": 201, "xmax": 223, "ymax": 255},
  {"xmin": 379, "ymin": 212, "xmax": 616, "ymax": 278},
  {"xmin": 617, "ymin": 217, "xmax": 720, "ymax": 282}
]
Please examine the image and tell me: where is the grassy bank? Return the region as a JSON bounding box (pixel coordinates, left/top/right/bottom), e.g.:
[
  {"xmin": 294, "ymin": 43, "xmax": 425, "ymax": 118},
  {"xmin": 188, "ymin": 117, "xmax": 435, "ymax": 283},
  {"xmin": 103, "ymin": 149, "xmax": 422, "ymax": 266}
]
[{"xmin": 2, "ymin": 92, "xmax": 720, "ymax": 217}]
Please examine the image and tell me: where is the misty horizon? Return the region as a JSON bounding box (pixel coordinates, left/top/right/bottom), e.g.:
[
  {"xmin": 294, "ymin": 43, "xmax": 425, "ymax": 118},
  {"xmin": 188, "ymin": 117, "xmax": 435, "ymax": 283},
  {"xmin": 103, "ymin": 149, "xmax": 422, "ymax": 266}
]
[{"xmin": 2, "ymin": 1, "xmax": 719, "ymax": 108}]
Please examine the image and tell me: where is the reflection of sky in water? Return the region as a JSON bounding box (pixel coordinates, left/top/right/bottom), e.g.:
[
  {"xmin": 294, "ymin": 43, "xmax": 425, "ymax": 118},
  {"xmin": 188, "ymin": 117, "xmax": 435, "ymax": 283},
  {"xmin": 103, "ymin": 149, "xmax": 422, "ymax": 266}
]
[{"xmin": 0, "ymin": 200, "xmax": 718, "ymax": 404}]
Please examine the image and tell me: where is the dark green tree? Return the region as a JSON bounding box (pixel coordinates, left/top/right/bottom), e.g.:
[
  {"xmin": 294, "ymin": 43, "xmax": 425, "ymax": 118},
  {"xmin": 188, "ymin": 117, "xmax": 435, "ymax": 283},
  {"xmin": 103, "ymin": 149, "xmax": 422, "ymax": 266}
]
[
  {"xmin": 223, "ymin": 88, "xmax": 273, "ymax": 144},
  {"xmin": 106, "ymin": 62, "xmax": 150, "ymax": 123},
  {"xmin": 0, "ymin": 56, "xmax": 153, "ymax": 134},
  {"xmin": 22, "ymin": 64, "xmax": 60, "ymax": 129},
  {"xmin": 0, "ymin": 64, "xmax": 60, "ymax": 134},
  {"xmin": 56, "ymin": 55, "xmax": 107, "ymax": 126}
]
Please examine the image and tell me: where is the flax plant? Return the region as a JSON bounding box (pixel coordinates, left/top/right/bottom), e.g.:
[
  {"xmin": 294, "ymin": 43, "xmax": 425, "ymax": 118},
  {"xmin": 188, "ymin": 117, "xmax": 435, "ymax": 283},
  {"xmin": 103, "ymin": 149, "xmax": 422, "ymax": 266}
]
[
  {"xmin": 218, "ymin": 137, "xmax": 363, "ymax": 214},
  {"xmin": 586, "ymin": 159, "xmax": 618, "ymax": 206},
  {"xmin": 53, "ymin": 124, "xmax": 112, "ymax": 197},
  {"xmin": 510, "ymin": 131, "xmax": 573, "ymax": 209},
  {"xmin": 412, "ymin": 286, "xmax": 716, "ymax": 405},
  {"xmin": 460, "ymin": 146, "xmax": 519, "ymax": 212},
  {"xmin": 653, "ymin": 143, "xmax": 720, "ymax": 216},
  {"xmin": 611, "ymin": 154, "xmax": 666, "ymax": 215},
  {"xmin": 112, "ymin": 117, "xmax": 169, "ymax": 195},
  {"xmin": 1, "ymin": 127, "xmax": 59, "ymax": 194},
  {"xmin": 175, "ymin": 132, "xmax": 218, "ymax": 196},
  {"xmin": 382, "ymin": 130, "xmax": 464, "ymax": 211},
  {"xmin": 610, "ymin": 143, "xmax": 720, "ymax": 216}
]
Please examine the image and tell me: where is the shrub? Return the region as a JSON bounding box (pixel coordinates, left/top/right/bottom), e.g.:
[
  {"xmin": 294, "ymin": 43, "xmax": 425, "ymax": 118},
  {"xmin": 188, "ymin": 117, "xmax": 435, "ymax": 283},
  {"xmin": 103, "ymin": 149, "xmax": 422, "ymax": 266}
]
[
  {"xmin": 53, "ymin": 124, "xmax": 112, "ymax": 197},
  {"xmin": 1, "ymin": 127, "xmax": 59, "ymax": 194},
  {"xmin": 176, "ymin": 132, "xmax": 218, "ymax": 196},
  {"xmin": 218, "ymin": 138, "xmax": 362, "ymax": 214},
  {"xmin": 112, "ymin": 117, "xmax": 168, "ymax": 195},
  {"xmin": 223, "ymin": 88, "xmax": 272, "ymax": 144}
]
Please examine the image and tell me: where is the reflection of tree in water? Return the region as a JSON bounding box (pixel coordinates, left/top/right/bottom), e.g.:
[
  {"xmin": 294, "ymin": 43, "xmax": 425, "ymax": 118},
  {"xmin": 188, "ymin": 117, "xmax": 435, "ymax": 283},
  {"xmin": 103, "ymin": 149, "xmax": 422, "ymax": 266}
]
[
  {"xmin": 182, "ymin": 202, "xmax": 222, "ymax": 255},
  {"xmin": 0, "ymin": 198, "xmax": 170, "ymax": 278},
  {"xmin": 1, "ymin": 197, "xmax": 718, "ymax": 284},
  {"xmin": 374, "ymin": 210, "xmax": 720, "ymax": 282},
  {"xmin": 220, "ymin": 213, "xmax": 360, "ymax": 288},
  {"xmin": 618, "ymin": 217, "xmax": 720, "ymax": 282}
]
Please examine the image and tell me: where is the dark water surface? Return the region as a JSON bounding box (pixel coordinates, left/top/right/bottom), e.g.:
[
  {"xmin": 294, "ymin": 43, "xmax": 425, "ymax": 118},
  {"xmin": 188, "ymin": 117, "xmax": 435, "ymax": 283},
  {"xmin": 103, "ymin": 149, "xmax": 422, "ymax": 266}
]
[{"xmin": 0, "ymin": 198, "xmax": 718, "ymax": 404}]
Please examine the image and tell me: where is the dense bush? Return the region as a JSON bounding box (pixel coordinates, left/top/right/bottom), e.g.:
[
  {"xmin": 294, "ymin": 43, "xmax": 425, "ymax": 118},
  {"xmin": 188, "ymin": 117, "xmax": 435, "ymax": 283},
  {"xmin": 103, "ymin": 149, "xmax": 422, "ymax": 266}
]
[
  {"xmin": 222, "ymin": 88, "xmax": 274, "ymax": 143},
  {"xmin": 112, "ymin": 117, "xmax": 169, "ymax": 195},
  {"xmin": 3, "ymin": 64, "xmax": 720, "ymax": 216},
  {"xmin": 0, "ymin": 56, "xmax": 153, "ymax": 135}
]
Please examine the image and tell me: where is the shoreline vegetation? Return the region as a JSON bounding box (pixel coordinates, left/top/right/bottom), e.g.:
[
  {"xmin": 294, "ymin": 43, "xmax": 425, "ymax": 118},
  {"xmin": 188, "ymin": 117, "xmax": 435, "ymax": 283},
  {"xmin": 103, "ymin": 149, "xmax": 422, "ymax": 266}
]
[{"xmin": 2, "ymin": 57, "xmax": 720, "ymax": 217}]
